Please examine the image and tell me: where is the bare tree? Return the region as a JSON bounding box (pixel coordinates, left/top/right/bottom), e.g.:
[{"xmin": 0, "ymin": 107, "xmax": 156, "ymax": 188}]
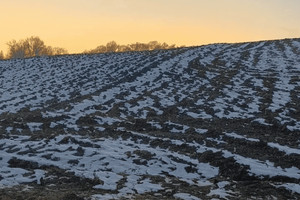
[
  {"xmin": 106, "ymin": 41, "xmax": 118, "ymax": 52},
  {"xmin": 6, "ymin": 36, "xmax": 68, "ymax": 59},
  {"xmin": 148, "ymin": 41, "xmax": 160, "ymax": 50},
  {"xmin": 46, "ymin": 47, "xmax": 68, "ymax": 56},
  {"xmin": 83, "ymin": 45, "xmax": 107, "ymax": 54},
  {"xmin": 25, "ymin": 36, "xmax": 47, "ymax": 57},
  {"xmin": 161, "ymin": 42, "xmax": 169, "ymax": 49},
  {"xmin": 7, "ymin": 40, "xmax": 26, "ymax": 59},
  {"xmin": 52, "ymin": 47, "xmax": 68, "ymax": 55},
  {"xmin": 118, "ymin": 45, "xmax": 131, "ymax": 52},
  {"xmin": 0, "ymin": 51, "xmax": 4, "ymax": 60}
]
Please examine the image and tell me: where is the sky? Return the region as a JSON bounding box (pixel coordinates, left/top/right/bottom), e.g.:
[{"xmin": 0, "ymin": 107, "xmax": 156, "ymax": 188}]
[{"xmin": 1, "ymin": 0, "xmax": 300, "ymax": 54}]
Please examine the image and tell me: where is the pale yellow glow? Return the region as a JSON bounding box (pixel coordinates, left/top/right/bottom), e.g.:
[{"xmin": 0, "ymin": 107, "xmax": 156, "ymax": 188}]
[{"xmin": 1, "ymin": 0, "xmax": 300, "ymax": 54}]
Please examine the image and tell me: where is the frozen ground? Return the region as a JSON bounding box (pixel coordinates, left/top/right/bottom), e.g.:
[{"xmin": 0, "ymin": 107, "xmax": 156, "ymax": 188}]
[{"xmin": 0, "ymin": 38, "xmax": 300, "ymax": 199}]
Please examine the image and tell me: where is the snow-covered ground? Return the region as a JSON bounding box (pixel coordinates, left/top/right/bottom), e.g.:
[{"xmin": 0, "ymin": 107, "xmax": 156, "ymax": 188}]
[{"xmin": 0, "ymin": 38, "xmax": 300, "ymax": 199}]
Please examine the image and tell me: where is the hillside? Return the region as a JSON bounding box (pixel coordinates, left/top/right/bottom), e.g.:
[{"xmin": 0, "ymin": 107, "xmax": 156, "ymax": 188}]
[{"xmin": 0, "ymin": 38, "xmax": 300, "ymax": 199}]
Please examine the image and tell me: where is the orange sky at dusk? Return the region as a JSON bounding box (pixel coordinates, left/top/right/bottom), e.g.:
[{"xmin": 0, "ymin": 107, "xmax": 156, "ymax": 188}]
[{"xmin": 1, "ymin": 0, "xmax": 300, "ymax": 54}]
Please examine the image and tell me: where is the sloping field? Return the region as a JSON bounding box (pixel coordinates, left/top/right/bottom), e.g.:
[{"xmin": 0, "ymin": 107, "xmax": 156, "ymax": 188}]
[{"xmin": 0, "ymin": 38, "xmax": 300, "ymax": 199}]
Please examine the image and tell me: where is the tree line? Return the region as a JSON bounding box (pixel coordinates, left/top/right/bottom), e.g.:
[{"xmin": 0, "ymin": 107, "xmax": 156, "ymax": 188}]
[
  {"xmin": 1, "ymin": 36, "xmax": 68, "ymax": 59},
  {"xmin": 0, "ymin": 36, "xmax": 180, "ymax": 60},
  {"xmin": 83, "ymin": 41, "xmax": 179, "ymax": 54}
]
